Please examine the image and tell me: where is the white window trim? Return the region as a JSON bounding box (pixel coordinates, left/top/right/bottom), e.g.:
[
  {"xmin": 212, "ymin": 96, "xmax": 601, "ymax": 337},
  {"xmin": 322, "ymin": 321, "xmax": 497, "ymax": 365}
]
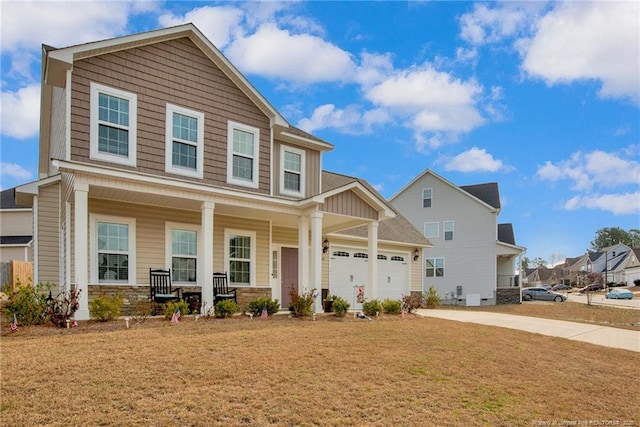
[
  {"xmin": 90, "ymin": 82, "xmax": 137, "ymax": 167},
  {"xmin": 90, "ymin": 214, "xmax": 136, "ymax": 285},
  {"xmin": 165, "ymin": 103, "xmax": 204, "ymax": 179},
  {"xmin": 227, "ymin": 120, "xmax": 260, "ymax": 189},
  {"xmin": 165, "ymin": 222, "xmax": 202, "ymax": 285},
  {"xmin": 422, "ymin": 188, "xmax": 432, "ymax": 208},
  {"xmin": 224, "ymin": 228, "xmax": 257, "ymax": 287},
  {"xmin": 424, "ymin": 222, "xmax": 439, "ymax": 238},
  {"xmin": 426, "ymin": 257, "xmax": 445, "ymax": 278},
  {"xmin": 444, "ymin": 220, "xmax": 454, "ymax": 241},
  {"xmin": 279, "ymin": 144, "xmax": 305, "ymax": 197}
]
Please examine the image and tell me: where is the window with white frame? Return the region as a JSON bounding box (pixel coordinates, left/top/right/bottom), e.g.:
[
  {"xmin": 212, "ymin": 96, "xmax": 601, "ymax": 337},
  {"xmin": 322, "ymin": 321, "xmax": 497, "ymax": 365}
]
[
  {"xmin": 227, "ymin": 121, "xmax": 260, "ymax": 188},
  {"xmin": 422, "ymin": 188, "xmax": 432, "ymax": 208},
  {"xmin": 91, "ymin": 215, "xmax": 136, "ymax": 284},
  {"xmin": 165, "ymin": 223, "xmax": 200, "ymax": 284},
  {"xmin": 90, "ymin": 83, "xmax": 137, "ymax": 166},
  {"xmin": 165, "ymin": 104, "xmax": 204, "ymax": 178},
  {"xmin": 225, "ymin": 229, "xmax": 256, "ymax": 286},
  {"xmin": 280, "ymin": 145, "xmax": 305, "ymax": 197},
  {"xmin": 444, "ymin": 220, "xmax": 454, "ymax": 241},
  {"xmin": 426, "ymin": 257, "xmax": 444, "ymax": 277},
  {"xmin": 424, "ymin": 222, "xmax": 439, "ymax": 238}
]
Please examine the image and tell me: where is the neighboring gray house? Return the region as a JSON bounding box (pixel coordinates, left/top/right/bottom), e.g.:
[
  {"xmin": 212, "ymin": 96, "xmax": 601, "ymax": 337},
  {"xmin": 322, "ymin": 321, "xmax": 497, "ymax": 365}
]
[
  {"xmin": 0, "ymin": 188, "xmax": 33, "ymax": 263},
  {"xmin": 623, "ymin": 248, "xmax": 640, "ymax": 287},
  {"xmin": 390, "ymin": 169, "xmax": 525, "ymax": 305},
  {"xmin": 584, "ymin": 243, "xmax": 631, "ymax": 285}
]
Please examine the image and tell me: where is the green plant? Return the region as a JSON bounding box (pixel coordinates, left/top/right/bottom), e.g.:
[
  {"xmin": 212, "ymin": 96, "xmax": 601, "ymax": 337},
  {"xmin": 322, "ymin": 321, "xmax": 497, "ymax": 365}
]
[
  {"xmin": 401, "ymin": 293, "xmax": 422, "ymax": 313},
  {"xmin": 362, "ymin": 299, "xmax": 383, "ymax": 317},
  {"xmin": 162, "ymin": 300, "xmax": 190, "ymax": 319},
  {"xmin": 289, "ymin": 287, "xmax": 318, "ymax": 318},
  {"xmin": 247, "ymin": 297, "xmax": 280, "ymax": 317},
  {"xmin": 424, "ymin": 285, "xmax": 441, "ymax": 308},
  {"xmin": 331, "ymin": 296, "xmax": 350, "ymax": 317},
  {"xmin": 3, "ymin": 281, "xmax": 51, "ymax": 325},
  {"xmin": 382, "ymin": 299, "xmax": 402, "ymax": 314},
  {"xmin": 89, "ymin": 294, "xmax": 124, "ymax": 322},
  {"xmin": 215, "ymin": 299, "xmax": 239, "ymax": 318},
  {"xmin": 45, "ymin": 288, "xmax": 81, "ymax": 328}
]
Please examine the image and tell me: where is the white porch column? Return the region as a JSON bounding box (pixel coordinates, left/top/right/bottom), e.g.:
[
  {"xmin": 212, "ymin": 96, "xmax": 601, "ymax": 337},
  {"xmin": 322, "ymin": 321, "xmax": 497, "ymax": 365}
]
[
  {"xmin": 201, "ymin": 201, "xmax": 215, "ymax": 314},
  {"xmin": 309, "ymin": 209, "xmax": 323, "ymax": 313},
  {"xmin": 367, "ymin": 221, "xmax": 379, "ymax": 300},
  {"xmin": 298, "ymin": 215, "xmax": 309, "ymax": 294},
  {"xmin": 74, "ymin": 182, "xmax": 90, "ymax": 320}
]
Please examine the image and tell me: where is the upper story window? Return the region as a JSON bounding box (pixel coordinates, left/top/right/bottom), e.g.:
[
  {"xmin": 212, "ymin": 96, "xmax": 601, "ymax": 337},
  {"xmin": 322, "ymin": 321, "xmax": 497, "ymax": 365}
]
[
  {"xmin": 90, "ymin": 83, "xmax": 137, "ymax": 167},
  {"xmin": 227, "ymin": 121, "xmax": 260, "ymax": 189},
  {"xmin": 165, "ymin": 104, "xmax": 204, "ymax": 178},
  {"xmin": 424, "ymin": 222, "xmax": 439, "ymax": 238},
  {"xmin": 422, "ymin": 188, "xmax": 432, "ymax": 208},
  {"xmin": 90, "ymin": 214, "xmax": 136, "ymax": 285},
  {"xmin": 444, "ymin": 220, "xmax": 454, "ymax": 241},
  {"xmin": 280, "ymin": 145, "xmax": 305, "ymax": 197}
]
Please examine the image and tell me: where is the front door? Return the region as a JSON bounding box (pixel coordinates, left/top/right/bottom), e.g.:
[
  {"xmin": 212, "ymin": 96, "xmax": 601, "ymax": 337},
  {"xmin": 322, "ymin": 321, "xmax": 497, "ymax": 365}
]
[{"xmin": 281, "ymin": 247, "xmax": 298, "ymax": 309}]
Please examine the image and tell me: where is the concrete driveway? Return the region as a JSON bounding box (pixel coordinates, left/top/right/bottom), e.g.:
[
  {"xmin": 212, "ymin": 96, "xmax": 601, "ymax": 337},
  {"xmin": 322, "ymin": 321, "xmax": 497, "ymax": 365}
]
[{"xmin": 415, "ymin": 309, "xmax": 640, "ymax": 353}]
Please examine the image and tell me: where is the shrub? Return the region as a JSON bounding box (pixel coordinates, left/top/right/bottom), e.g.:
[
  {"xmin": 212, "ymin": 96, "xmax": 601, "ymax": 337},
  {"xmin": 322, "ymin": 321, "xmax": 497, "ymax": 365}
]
[
  {"xmin": 362, "ymin": 299, "xmax": 383, "ymax": 317},
  {"xmin": 289, "ymin": 288, "xmax": 318, "ymax": 318},
  {"xmin": 634, "ymin": 279, "xmax": 640, "ymax": 287},
  {"xmin": 401, "ymin": 293, "xmax": 422, "ymax": 313},
  {"xmin": 90, "ymin": 294, "xmax": 124, "ymax": 322},
  {"xmin": 331, "ymin": 297, "xmax": 350, "ymax": 317},
  {"xmin": 162, "ymin": 300, "xmax": 190, "ymax": 319},
  {"xmin": 247, "ymin": 297, "xmax": 280, "ymax": 317},
  {"xmin": 424, "ymin": 285, "xmax": 441, "ymax": 308},
  {"xmin": 382, "ymin": 299, "xmax": 402, "ymax": 314},
  {"xmin": 215, "ymin": 299, "xmax": 239, "ymax": 318},
  {"xmin": 3, "ymin": 282, "xmax": 51, "ymax": 325},
  {"xmin": 46, "ymin": 288, "xmax": 81, "ymax": 328}
]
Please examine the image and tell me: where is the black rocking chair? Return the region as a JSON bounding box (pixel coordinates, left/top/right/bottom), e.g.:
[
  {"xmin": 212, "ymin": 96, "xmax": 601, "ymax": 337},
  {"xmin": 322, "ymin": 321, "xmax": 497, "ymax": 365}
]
[
  {"xmin": 213, "ymin": 272, "xmax": 237, "ymax": 305},
  {"xmin": 149, "ymin": 268, "xmax": 182, "ymax": 315}
]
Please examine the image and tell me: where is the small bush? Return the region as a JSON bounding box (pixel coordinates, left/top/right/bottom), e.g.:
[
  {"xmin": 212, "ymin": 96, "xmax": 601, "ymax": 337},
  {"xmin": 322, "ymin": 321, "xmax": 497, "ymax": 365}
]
[
  {"xmin": 382, "ymin": 299, "xmax": 402, "ymax": 314},
  {"xmin": 401, "ymin": 293, "xmax": 422, "ymax": 313},
  {"xmin": 634, "ymin": 279, "xmax": 640, "ymax": 287},
  {"xmin": 424, "ymin": 285, "xmax": 441, "ymax": 308},
  {"xmin": 90, "ymin": 294, "xmax": 124, "ymax": 322},
  {"xmin": 3, "ymin": 282, "xmax": 51, "ymax": 325},
  {"xmin": 362, "ymin": 299, "xmax": 383, "ymax": 317},
  {"xmin": 162, "ymin": 300, "xmax": 190, "ymax": 319},
  {"xmin": 289, "ymin": 288, "xmax": 318, "ymax": 318},
  {"xmin": 247, "ymin": 297, "xmax": 280, "ymax": 317},
  {"xmin": 331, "ymin": 297, "xmax": 350, "ymax": 317},
  {"xmin": 215, "ymin": 299, "xmax": 239, "ymax": 318},
  {"xmin": 46, "ymin": 288, "xmax": 81, "ymax": 328}
]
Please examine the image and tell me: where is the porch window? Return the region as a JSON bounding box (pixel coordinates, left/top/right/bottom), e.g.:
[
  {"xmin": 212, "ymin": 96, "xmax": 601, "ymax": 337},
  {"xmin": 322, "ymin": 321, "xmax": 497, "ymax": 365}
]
[
  {"xmin": 426, "ymin": 257, "xmax": 444, "ymax": 277},
  {"xmin": 225, "ymin": 229, "xmax": 256, "ymax": 286},
  {"xmin": 280, "ymin": 145, "xmax": 305, "ymax": 197},
  {"xmin": 227, "ymin": 121, "xmax": 260, "ymax": 189},
  {"xmin": 165, "ymin": 222, "xmax": 200, "ymax": 284},
  {"xmin": 165, "ymin": 104, "xmax": 204, "ymax": 178},
  {"xmin": 91, "ymin": 214, "xmax": 136, "ymax": 284},
  {"xmin": 90, "ymin": 83, "xmax": 137, "ymax": 167},
  {"xmin": 424, "ymin": 222, "xmax": 438, "ymax": 238},
  {"xmin": 444, "ymin": 221, "xmax": 454, "ymax": 241},
  {"xmin": 422, "ymin": 188, "xmax": 432, "ymax": 208}
]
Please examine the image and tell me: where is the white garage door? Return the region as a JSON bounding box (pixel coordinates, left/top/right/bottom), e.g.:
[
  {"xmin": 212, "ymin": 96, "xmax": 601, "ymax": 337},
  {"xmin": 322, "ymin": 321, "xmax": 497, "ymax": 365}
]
[{"xmin": 329, "ymin": 248, "xmax": 409, "ymax": 309}]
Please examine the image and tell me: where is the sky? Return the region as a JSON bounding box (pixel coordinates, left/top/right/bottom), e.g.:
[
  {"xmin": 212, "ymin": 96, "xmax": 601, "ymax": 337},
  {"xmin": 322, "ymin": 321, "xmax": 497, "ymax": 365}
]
[{"xmin": 1, "ymin": 1, "xmax": 639, "ymax": 264}]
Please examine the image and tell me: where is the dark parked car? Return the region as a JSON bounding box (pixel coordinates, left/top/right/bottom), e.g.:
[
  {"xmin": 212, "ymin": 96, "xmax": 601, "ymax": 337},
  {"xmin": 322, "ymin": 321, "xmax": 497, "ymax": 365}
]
[
  {"xmin": 552, "ymin": 284, "xmax": 572, "ymax": 291},
  {"xmin": 579, "ymin": 283, "xmax": 604, "ymax": 293},
  {"xmin": 522, "ymin": 287, "xmax": 567, "ymax": 302}
]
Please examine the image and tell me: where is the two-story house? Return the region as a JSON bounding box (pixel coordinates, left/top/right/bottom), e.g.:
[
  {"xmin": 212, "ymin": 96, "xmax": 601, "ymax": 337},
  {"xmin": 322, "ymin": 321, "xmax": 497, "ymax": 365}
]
[
  {"xmin": 390, "ymin": 169, "xmax": 525, "ymax": 305},
  {"xmin": 15, "ymin": 24, "xmax": 430, "ymax": 319}
]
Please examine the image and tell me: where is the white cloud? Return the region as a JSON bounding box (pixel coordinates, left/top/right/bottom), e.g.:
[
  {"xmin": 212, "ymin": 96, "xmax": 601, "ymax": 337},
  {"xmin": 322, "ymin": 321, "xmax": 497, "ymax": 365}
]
[
  {"xmin": 537, "ymin": 149, "xmax": 640, "ymax": 191},
  {"xmin": 158, "ymin": 5, "xmax": 245, "ymax": 50},
  {"xmin": 521, "ymin": 2, "xmax": 640, "ymax": 103},
  {"xmin": 1, "ymin": 84, "xmax": 41, "ymax": 139},
  {"xmin": 0, "ymin": 163, "xmax": 33, "ymax": 181},
  {"xmin": 225, "ymin": 23, "xmax": 357, "ymax": 85},
  {"xmin": 459, "ymin": 3, "xmax": 532, "ymax": 45},
  {"xmin": 297, "ymin": 104, "xmax": 390, "ymax": 134},
  {"xmin": 565, "ymin": 193, "xmax": 640, "ymax": 216},
  {"xmin": 444, "ymin": 147, "xmax": 506, "ymax": 173}
]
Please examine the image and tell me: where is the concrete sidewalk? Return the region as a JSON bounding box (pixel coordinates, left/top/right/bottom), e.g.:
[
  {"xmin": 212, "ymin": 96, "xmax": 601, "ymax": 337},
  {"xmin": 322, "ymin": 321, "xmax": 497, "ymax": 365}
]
[{"xmin": 415, "ymin": 309, "xmax": 640, "ymax": 353}]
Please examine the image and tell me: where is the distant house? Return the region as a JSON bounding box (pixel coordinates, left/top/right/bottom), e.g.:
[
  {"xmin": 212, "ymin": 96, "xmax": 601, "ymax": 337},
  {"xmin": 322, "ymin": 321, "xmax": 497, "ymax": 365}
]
[
  {"xmin": 15, "ymin": 24, "xmax": 430, "ymax": 319},
  {"xmin": 623, "ymin": 248, "xmax": 640, "ymax": 286},
  {"xmin": 584, "ymin": 244, "xmax": 631, "ymax": 285},
  {"xmin": 0, "ymin": 188, "xmax": 33, "ymax": 263},
  {"xmin": 390, "ymin": 169, "xmax": 525, "ymax": 305}
]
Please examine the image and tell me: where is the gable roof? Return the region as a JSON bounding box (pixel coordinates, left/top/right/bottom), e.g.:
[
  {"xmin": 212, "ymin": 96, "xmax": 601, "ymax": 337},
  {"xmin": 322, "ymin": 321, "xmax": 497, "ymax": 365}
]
[
  {"xmin": 0, "ymin": 188, "xmax": 30, "ymax": 210},
  {"xmin": 497, "ymin": 223, "xmax": 515, "ymax": 245}
]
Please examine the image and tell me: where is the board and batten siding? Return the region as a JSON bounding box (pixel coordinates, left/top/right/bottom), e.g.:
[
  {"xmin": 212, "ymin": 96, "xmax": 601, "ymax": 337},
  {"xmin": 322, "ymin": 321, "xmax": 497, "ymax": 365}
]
[
  {"xmin": 49, "ymin": 86, "xmax": 67, "ymax": 172},
  {"xmin": 323, "ymin": 190, "xmax": 378, "ymax": 220},
  {"xmin": 37, "ymin": 183, "xmax": 60, "ymax": 284},
  {"xmin": 69, "ymin": 37, "xmax": 271, "ymax": 193},
  {"xmin": 272, "ymin": 140, "xmax": 321, "ymax": 198}
]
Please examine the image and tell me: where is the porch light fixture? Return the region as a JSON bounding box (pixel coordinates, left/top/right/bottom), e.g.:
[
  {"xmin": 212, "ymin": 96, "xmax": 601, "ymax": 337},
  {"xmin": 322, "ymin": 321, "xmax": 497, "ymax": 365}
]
[
  {"xmin": 413, "ymin": 248, "xmax": 420, "ymax": 261},
  {"xmin": 322, "ymin": 238, "xmax": 330, "ymax": 254}
]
